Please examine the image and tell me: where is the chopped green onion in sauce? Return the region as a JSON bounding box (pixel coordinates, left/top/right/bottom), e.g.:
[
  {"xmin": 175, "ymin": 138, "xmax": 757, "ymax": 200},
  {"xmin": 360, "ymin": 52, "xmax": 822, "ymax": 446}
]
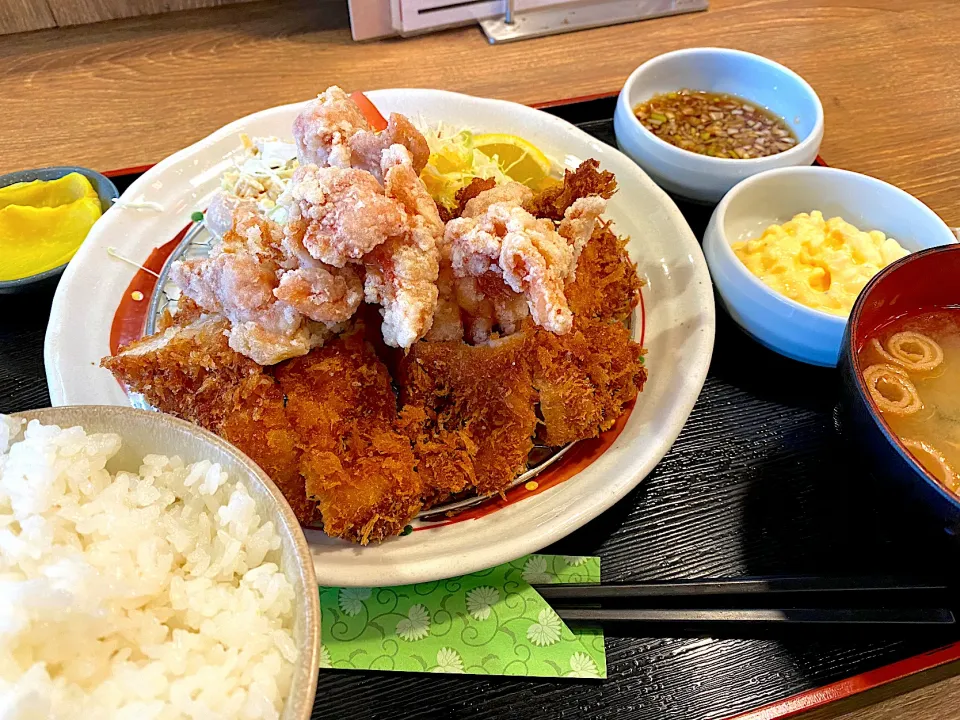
[
  {"xmin": 634, "ymin": 90, "xmax": 798, "ymax": 159},
  {"xmin": 190, "ymin": 211, "xmax": 204, "ymax": 222}
]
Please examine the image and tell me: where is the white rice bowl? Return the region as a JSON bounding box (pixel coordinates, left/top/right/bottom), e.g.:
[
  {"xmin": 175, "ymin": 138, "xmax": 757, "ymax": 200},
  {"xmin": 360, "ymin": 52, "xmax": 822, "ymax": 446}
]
[{"xmin": 0, "ymin": 415, "xmax": 298, "ymax": 719}]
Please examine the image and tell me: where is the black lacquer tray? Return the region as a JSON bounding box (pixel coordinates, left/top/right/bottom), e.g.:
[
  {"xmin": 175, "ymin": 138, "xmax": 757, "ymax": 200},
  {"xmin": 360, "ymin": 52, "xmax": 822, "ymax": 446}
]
[{"xmin": 2, "ymin": 94, "xmax": 958, "ymax": 720}]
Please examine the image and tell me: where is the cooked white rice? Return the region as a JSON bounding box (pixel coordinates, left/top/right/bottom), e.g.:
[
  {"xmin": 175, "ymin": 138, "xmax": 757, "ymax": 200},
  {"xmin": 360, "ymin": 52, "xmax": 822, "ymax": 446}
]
[{"xmin": 0, "ymin": 415, "xmax": 298, "ymax": 719}]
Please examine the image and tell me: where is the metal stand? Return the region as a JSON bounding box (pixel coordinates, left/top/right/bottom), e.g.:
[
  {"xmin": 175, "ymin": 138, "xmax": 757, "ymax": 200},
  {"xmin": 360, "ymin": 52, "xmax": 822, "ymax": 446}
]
[{"xmin": 480, "ymin": 0, "xmax": 707, "ymax": 44}]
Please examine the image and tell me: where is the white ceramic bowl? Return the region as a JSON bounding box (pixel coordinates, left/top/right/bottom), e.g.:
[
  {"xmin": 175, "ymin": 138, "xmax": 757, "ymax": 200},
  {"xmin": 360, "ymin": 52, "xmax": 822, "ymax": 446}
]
[
  {"xmin": 614, "ymin": 47, "xmax": 824, "ymax": 203},
  {"xmin": 703, "ymin": 166, "xmax": 958, "ymax": 366},
  {"xmin": 10, "ymin": 406, "xmax": 320, "ymax": 720},
  {"xmin": 45, "ymin": 89, "xmax": 715, "ymax": 587}
]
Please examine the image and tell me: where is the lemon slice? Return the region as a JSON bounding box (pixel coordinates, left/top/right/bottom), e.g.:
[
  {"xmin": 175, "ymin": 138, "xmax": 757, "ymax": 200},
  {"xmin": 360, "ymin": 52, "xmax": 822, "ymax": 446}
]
[{"xmin": 472, "ymin": 133, "xmax": 552, "ymax": 188}]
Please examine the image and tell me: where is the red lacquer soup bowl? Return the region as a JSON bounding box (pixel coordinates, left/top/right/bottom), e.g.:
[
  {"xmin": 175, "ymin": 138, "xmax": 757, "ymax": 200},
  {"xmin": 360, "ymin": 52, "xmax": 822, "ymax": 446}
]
[{"xmin": 838, "ymin": 243, "xmax": 960, "ymax": 533}]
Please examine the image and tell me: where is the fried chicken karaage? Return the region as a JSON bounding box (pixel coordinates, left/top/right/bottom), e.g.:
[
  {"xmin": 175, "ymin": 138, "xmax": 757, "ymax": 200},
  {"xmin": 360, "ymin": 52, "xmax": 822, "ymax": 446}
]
[
  {"xmin": 170, "ymin": 202, "xmax": 354, "ymax": 365},
  {"xmin": 432, "ymin": 163, "xmax": 613, "ymax": 343},
  {"xmin": 103, "ymin": 87, "xmax": 650, "ymax": 544},
  {"xmin": 292, "ymin": 85, "xmax": 429, "ymax": 182},
  {"xmin": 361, "ymin": 145, "xmax": 442, "ymax": 349},
  {"xmin": 284, "ymin": 113, "xmax": 442, "ymax": 350}
]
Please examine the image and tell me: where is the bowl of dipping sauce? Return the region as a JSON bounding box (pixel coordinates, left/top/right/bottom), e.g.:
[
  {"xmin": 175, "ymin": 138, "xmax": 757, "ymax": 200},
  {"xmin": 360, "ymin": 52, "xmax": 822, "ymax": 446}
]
[
  {"xmin": 613, "ymin": 47, "xmax": 824, "ymax": 203},
  {"xmin": 838, "ymin": 244, "xmax": 960, "ymax": 533},
  {"xmin": 703, "ymin": 166, "xmax": 957, "ymax": 366},
  {"xmin": 0, "ymin": 166, "xmax": 118, "ymax": 294}
]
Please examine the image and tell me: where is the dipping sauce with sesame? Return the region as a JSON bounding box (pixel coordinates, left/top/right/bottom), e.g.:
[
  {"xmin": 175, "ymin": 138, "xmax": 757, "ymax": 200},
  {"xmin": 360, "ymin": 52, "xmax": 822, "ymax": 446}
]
[{"xmin": 634, "ymin": 90, "xmax": 797, "ymax": 159}]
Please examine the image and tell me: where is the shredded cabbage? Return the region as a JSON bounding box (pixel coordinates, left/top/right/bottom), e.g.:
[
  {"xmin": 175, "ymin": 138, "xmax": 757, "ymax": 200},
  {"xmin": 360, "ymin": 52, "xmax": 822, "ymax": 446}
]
[
  {"xmin": 217, "ymin": 126, "xmax": 522, "ymax": 219},
  {"xmin": 221, "ymin": 134, "xmax": 299, "ymax": 219},
  {"xmin": 419, "ymin": 124, "xmax": 511, "ymax": 209}
]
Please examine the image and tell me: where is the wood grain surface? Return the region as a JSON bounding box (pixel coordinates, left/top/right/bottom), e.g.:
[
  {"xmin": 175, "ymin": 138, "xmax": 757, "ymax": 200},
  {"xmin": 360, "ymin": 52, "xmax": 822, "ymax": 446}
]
[
  {"xmin": 43, "ymin": 0, "xmax": 260, "ymax": 27},
  {"xmin": 0, "ymin": 0, "xmax": 56, "ymax": 35},
  {"xmin": 801, "ymin": 659, "xmax": 960, "ymax": 720},
  {"xmin": 3, "ymin": 2, "xmax": 960, "ymax": 718},
  {"xmin": 2, "ymin": 0, "xmax": 959, "ymax": 224},
  {"xmin": 837, "ymin": 674, "xmax": 960, "ymax": 720}
]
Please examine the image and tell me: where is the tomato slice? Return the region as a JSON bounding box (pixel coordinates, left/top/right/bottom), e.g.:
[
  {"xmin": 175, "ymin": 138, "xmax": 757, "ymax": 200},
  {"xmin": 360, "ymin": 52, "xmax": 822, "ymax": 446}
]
[{"xmin": 350, "ymin": 91, "xmax": 388, "ymax": 131}]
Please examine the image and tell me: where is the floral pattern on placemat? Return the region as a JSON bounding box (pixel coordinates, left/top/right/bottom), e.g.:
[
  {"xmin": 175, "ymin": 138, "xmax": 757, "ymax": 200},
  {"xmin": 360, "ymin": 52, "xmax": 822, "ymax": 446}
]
[{"xmin": 319, "ymin": 555, "xmax": 605, "ymax": 678}]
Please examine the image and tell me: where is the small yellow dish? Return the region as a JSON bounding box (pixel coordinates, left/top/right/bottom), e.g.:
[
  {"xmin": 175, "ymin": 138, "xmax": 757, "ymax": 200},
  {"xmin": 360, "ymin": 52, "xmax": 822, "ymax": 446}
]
[
  {"xmin": 731, "ymin": 210, "xmax": 909, "ymax": 316},
  {"xmin": 0, "ymin": 172, "xmax": 104, "ymax": 282}
]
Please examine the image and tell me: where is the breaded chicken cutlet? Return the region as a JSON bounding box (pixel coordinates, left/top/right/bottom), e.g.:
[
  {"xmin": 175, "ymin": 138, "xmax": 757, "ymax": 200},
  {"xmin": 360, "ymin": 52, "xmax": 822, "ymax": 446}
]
[
  {"xmin": 397, "ymin": 332, "xmax": 538, "ymax": 508},
  {"xmin": 530, "ymin": 317, "xmax": 646, "ymax": 447},
  {"xmin": 101, "ymin": 316, "xmax": 322, "ymax": 525},
  {"xmin": 101, "ymin": 316, "xmax": 261, "ymax": 432},
  {"xmin": 103, "ymin": 319, "xmax": 422, "ymax": 542},
  {"xmin": 566, "ymin": 220, "xmax": 644, "ymax": 323},
  {"xmin": 276, "ymin": 332, "xmax": 422, "ymax": 544},
  {"xmin": 103, "ymin": 129, "xmax": 649, "ymax": 543},
  {"xmin": 396, "ymin": 317, "xmax": 645, "ymax": 506}
]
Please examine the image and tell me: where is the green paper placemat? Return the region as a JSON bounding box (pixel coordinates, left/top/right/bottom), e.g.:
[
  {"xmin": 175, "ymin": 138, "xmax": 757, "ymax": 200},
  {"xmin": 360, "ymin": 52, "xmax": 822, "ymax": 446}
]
[{"xmin": 319, "ymin": 554, "xmax": 605, "ymax": 678}]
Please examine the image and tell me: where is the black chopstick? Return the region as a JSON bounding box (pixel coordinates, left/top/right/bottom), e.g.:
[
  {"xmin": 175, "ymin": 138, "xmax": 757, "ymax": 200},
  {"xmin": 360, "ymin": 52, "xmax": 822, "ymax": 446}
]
[
  {"xmin": 533, "ymin": 576, "xmax": 950, "ymax": 602},
  {"xmin": 530, "ymin": 577, "xmax": 956, "ymax": 633},
  {"xmin": 551, "ymin": 607, "xmax": 955, "ymax": 626}
]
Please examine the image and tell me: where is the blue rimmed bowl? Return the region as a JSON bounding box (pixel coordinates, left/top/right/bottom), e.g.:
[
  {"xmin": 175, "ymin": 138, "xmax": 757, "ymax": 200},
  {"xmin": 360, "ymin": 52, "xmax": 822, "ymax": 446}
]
[
  {"xmin": 703, "ymin": 166, "xmax": 957, "ymax": 367},
  {"xmin": 614, "ymin": 47, "xmax": 824, "ymax": 203}
]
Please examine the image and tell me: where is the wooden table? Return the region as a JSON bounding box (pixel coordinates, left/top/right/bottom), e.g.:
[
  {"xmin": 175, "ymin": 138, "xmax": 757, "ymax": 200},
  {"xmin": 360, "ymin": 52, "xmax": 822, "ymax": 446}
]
[
  {"xmin": 2, "ymin": 0, "xmax": 959, "ymax": 227},
  {"xmin": 3, "ymin": 1, "xmax": 959, "ymax": 717}
]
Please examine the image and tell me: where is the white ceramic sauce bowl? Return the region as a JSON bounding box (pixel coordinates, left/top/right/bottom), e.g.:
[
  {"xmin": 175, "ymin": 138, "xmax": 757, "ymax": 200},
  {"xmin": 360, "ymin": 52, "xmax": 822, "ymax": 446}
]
[
  {"xmin": 703, "ymin": 166, "xmax": 958, "ymax": 367},
  {"xmin": 614, "ymin": 47, "xmax": 824, "ymax": 203}
]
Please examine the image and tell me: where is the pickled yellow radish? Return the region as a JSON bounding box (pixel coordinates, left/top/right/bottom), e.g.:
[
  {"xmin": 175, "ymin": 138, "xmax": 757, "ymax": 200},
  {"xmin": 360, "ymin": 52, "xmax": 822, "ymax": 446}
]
[{"xmin": 0, "ymin": 173, "xmax": 102, "ymax": 280}]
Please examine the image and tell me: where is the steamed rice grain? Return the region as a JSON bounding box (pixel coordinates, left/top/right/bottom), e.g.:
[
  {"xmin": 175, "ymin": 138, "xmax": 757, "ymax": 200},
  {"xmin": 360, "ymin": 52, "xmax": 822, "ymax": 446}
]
[{"xmin": 0, "ymin": 415, "xmax": 298, "ymax": 719}]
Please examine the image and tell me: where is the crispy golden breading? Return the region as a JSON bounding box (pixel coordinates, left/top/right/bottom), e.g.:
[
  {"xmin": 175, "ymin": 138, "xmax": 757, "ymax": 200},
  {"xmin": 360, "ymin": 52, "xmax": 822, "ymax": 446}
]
[
  {"xmin": 396, "ymin": 405, "xmax": 477, "ymax": 508},
  {"xmin": 437, "ymin": 178, "xmax": 494, "ymax": 223},
  {"xmin": 526, "ymin": 159, "xmax": 617, "ymax": 221},
  {"xmin": 437, "ymin": 204, "xmax": 453, "ymax": 224},
  {"xmin": 566, "ymin": 220, "xmax": 644, "ymax": 322},
  {"xmin": 398, "ymin": 333, "xmax": 538, "ymax": 506},
  {"xmin": 157, "ymin": 295, "xmax": 205, "ymax": 332},
  {"xmin": 439, "ymin": 161, "xmax": 613, "ymax": 224},
  {"xmin": 275, "ymin": 330, "xmax": 422, "ymax": 544},
  {"xmin": 101, "ymin": 317, "xmax": 260, "ymax": 431},
  {"xmin": 526, "ymin": 215, "xmax": 646, "ymax": 446},
  {"xmin": 101, "ymin": 316, "xmax": 323, "ymax": 525},
  {"xmin": 218, "ymin": 374, "xmax": 321, "ymax": 526},
  {"xmin": 398, "ymin": 312, "xmax": 644, "ymax": 501},
  {"xmin": 103, "ymin": 319, "xmax": 420, "ymax": 540},
  {"xmin": 450, "ymin": 177, "xmax": 497, "ymax": 219},
  {"xmin": 530, "ymin": 317, "xmax": 646, "ymax": 446}
]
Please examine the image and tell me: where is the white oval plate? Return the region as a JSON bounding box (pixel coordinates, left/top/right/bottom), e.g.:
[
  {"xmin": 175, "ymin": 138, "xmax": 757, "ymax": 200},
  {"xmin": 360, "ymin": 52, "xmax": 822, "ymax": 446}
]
[{"xmin": 45, "ymin": 89, "xmax": 715, "ymax": 587}]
